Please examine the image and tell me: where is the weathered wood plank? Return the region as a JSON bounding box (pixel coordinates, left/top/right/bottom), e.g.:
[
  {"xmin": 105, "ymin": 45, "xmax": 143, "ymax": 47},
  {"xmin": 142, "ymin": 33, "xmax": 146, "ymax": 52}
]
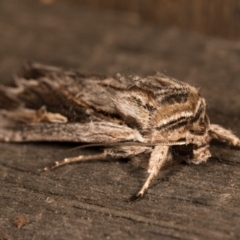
[{"xmin": 0, "ymin": 0, "xmax": 240, "ymax": 239}]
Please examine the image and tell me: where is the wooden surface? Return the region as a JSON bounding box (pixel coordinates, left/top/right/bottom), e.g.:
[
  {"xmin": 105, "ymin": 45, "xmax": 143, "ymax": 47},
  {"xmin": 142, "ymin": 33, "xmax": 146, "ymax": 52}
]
[
  {"xmin": 0, "ymin": 0, "xmax": 240, "ymax": 239},
  {"xmin": 66, "ymin": 0, "xmax": 240, "ymax": 40}
]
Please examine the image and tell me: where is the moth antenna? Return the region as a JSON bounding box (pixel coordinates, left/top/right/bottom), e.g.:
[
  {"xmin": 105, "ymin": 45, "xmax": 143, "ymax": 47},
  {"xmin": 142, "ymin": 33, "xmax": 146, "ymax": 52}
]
[{"xmin": 63, "ymin": 141, "xmax": 187, "ymax": 152}]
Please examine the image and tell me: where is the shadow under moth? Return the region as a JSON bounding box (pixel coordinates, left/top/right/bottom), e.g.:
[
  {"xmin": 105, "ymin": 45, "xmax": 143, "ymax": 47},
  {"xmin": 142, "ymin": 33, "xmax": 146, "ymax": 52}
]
[{"xmin": 0, "ymin": 63, "xmax": 239, "ymax": 200}]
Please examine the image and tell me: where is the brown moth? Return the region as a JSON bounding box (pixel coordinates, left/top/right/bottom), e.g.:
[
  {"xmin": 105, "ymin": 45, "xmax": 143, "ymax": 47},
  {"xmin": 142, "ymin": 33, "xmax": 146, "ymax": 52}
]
[{"xmin": 0, "ymin": 63, "xmax": 239, "ymax": 200}]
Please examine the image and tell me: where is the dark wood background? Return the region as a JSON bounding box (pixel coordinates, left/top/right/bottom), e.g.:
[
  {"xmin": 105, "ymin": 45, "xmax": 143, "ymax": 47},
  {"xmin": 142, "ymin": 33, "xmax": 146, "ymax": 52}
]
[
  {"xmin": 50, "ymin": 0, "xmax": 240, "ymax": 40},
  {"xmin": 0, "ymin": 0, "xmax": 240, "ymax": 239}
]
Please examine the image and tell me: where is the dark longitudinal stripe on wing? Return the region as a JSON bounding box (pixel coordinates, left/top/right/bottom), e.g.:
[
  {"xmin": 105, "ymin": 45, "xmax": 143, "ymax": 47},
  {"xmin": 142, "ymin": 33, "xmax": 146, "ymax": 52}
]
[
  {"xmin": 156, "ymin": 116, "xmax": 191, "ymax": 131},
  {"xmin": 161, "ymin": 92, "xmax": 189, "ymax": 105},
  {"xmin": 163, "ymin": 119, "xmax": 189, "ymax": 132},
  {"xmin": 131, "ymin": 96, "xmax": 157, "ymax": 113},
  {"xmin": 155, "ymin": 87, "xmax": 189, "ymax": 105}
]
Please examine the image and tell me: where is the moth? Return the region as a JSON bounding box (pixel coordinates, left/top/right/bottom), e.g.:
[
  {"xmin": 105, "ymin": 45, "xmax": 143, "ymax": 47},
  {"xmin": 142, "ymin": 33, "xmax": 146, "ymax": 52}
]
[{"xmin": 0, "ymin": 63, "xmax": 239, "ymax": 200}]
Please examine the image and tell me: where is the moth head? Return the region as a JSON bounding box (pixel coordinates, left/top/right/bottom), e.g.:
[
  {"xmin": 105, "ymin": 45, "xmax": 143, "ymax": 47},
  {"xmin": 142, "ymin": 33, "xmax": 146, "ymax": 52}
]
[
  {"xmin": 189, "ymin": 97, "xmax": 210, "ymax": 136},
  {"xmin": 185, "ymin": 96, "xmax": 212, "ymax": 163}
]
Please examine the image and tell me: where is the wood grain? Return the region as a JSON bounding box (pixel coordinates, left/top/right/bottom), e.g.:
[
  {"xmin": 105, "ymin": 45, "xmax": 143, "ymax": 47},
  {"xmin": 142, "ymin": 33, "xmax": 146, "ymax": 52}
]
[{"xmin": 0, "ymin": 0, "xmax": 240, "ymax": 239}]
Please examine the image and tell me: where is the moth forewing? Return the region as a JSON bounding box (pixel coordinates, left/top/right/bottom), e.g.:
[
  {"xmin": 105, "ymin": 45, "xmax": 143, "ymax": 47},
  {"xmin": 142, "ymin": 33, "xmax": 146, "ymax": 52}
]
[
  {"xmin": 0, "ymin": 121, "xmax": 141, "ymax": 143},
  {"xmin": 0, "ymin": 62, "xmax": 239, "ymax": 200}
]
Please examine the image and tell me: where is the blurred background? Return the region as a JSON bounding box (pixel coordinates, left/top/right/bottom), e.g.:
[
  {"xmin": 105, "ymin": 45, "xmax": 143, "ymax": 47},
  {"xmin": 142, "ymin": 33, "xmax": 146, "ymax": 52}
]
[{"xmin": 42, "ymin": 0, "xmax": 240, "ymax": 40}]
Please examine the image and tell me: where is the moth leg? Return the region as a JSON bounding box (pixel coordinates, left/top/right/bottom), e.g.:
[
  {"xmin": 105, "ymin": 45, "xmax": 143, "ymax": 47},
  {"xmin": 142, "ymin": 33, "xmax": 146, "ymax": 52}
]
[
  {"xmin": 32, "ymin": 106, "xmax": 68, "ymax": 123},
  {"xmin": 44, "ymin": 146, "xmax": 151, "ymax": 171},
  {"xmin": 130, "ymin": 146, "xmax": 170, "ymax": 201},
  {"xmin": 209, "ymin": 124, "xmax": 240, "ymax": 147},
  {"xmin": 190, "ymin": 144, "xmax": 211, "ymax": 164},
  {"xmin": 1, "ymin": 106, "xmax": 67, "ymax": 123},
  {"xmin": 185, "ymin": 131, "xmax": 211, "ymax": 164},
  {"xmin": 43, "ymin": 152, "xmax": 108, "ymax": 171}
]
